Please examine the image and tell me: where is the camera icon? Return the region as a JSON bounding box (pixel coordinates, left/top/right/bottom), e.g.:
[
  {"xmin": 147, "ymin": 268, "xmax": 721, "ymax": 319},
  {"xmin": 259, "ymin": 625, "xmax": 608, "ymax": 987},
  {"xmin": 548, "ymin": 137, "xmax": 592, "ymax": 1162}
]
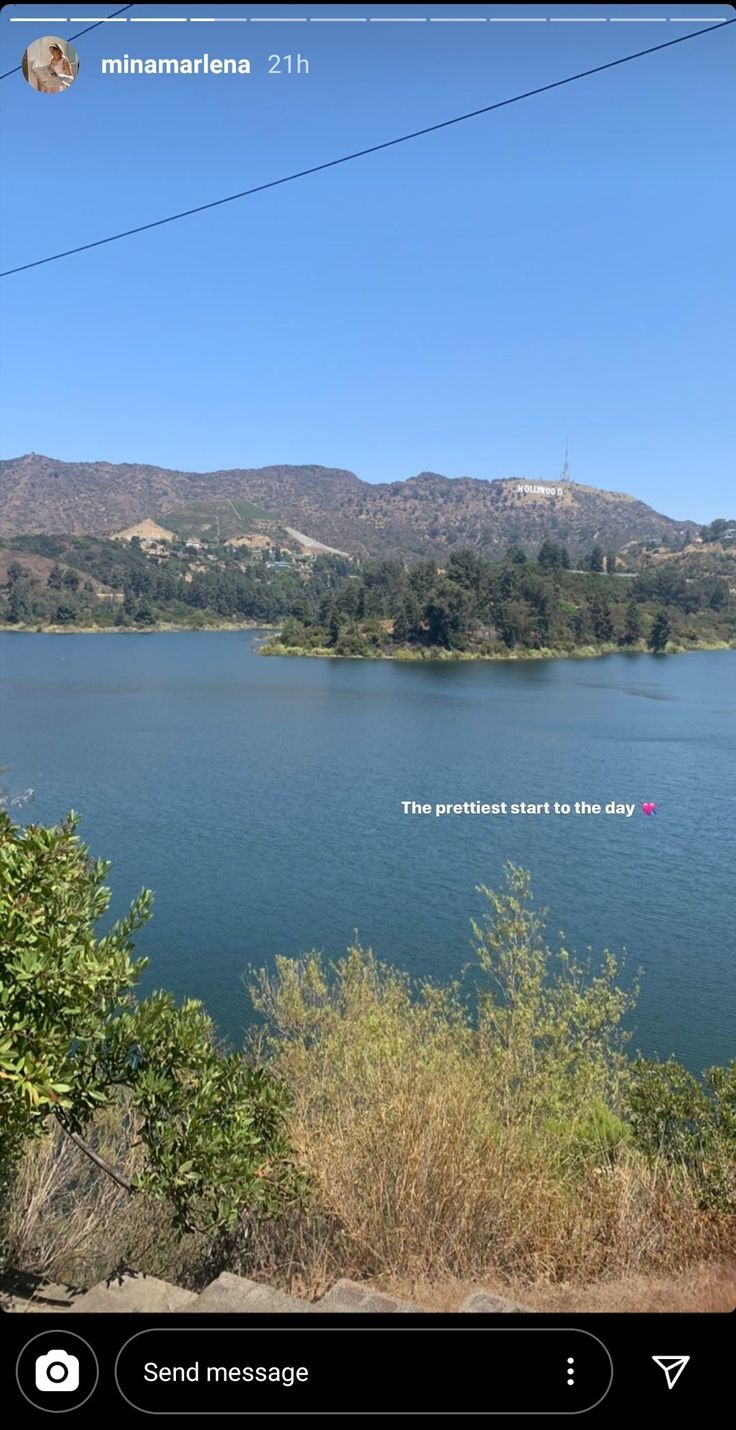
[{"xmin": 34, "ymin": 1349, "xmax": 80, "ymax": 1393}]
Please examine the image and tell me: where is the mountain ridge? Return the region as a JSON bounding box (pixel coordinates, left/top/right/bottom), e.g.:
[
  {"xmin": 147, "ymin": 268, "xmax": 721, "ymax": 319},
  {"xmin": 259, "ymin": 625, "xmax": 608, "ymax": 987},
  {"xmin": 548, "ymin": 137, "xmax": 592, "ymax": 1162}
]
[{"xmin": 0, "ymin": 452, "xmax": 695, "ymax": 559}]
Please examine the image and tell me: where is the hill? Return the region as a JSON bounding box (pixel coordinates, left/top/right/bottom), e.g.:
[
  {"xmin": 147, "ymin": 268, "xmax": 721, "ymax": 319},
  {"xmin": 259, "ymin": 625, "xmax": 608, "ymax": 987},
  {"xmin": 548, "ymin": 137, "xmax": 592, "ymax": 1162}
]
[
  {"xmin": 112, "ymin": 519, "xmax": 176, "ymax": 543},
  {"xmin": 0, "ymin": 452, "xmax": 694, "ymax": 559},
  {"xmin": 0, "ymin": 544, "xmax": 117, "ymax": 600},
  {"xmin": 159, "ymin": 497, "xmax": 273, "ymax": 542}
]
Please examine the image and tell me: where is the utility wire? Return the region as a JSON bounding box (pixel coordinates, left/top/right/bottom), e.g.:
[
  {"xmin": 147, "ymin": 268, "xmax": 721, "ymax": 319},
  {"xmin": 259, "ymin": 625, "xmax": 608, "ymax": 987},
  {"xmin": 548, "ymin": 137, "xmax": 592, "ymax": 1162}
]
[
  {"xmin": 0, "ymin": 4, "xmax": 134, "ymax": 81},
  {"xmin": 1, "ymin": 17, "xmax": 733, "ymax": 279}
]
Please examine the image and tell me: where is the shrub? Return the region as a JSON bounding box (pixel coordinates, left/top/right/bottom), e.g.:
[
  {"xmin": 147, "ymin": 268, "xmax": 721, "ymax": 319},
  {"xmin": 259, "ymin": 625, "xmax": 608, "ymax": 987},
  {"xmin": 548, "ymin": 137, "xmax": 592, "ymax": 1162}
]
[
  {"xmin": 3, "ymin": 835, "xmax": 733, "ymax": 1296},
  {"xmin": 250, "ymin": 865, "xmax": 734, "ymax": 1284},
  {"xmin": 628, "ymin": 1057, "xmax": 736, "ymax": 1212},
  {"xmin": 0, "ymin": 814, "xmax": 302, "ymax": 1244}
]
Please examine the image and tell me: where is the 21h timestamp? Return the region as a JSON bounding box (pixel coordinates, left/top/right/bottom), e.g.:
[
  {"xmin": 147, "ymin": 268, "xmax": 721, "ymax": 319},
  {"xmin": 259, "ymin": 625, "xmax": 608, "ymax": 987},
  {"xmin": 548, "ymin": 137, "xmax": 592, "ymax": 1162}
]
[{"xmin": 268, "ymin": 54, "xmax": 310, "ymax": 75}]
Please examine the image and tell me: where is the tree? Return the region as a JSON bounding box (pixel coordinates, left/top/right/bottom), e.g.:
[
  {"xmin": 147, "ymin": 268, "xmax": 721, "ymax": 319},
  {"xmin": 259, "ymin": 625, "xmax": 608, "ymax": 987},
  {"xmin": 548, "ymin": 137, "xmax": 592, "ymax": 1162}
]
[
  {"xmin": 499, "ymin": 599, "xmax": 531, "ymax": 650},
  {"xmin": 538, "ymin": 540, "xmax": 570, "ymax": 572},
  {"xmin": 589, "ymin": 546, "xmax": 605, "ymax": 573},
  {"xmin": 0, "ymin": 814, "xmax": 302, "ymax": 1233},
  {"xmin": 447, "ymin": 548, "xmax": 484, "ymax": 593},
  {"xmin": 621, "ymin": 600, "xmax": 643, "ymax": 646},
  {"xmin": 404, "ymin": 560, "xmax": 437, "ymax": 608},
  {"xmin": 701, "ymin": 518, "xmax": 736, "ymax": 544},
  {"xmin": 392, "ymin": 594, "xmax": 421, "ymax": 645},
  {"xmin": 538, "ymin": 539, "xmax": 558, "ymax": 570},
  {"xmin": 568, "ymin": 606, "xmax": 591, "ymax": 643},
  {"xmin": 588, "ymin": 595, "xmax": 614, "ymax": 643},
  {"xmin": 54, "ymin": 603, "xmax": 79, "ymax": 625},
  {"xmin": 648, "ymin": 610, "xmax": 671, "ymax": 652},
  {"xmin": 336, "ymin": 580, "xmax": 363, "ymax": 622},
  {"xmin": 706, "ymin": 580, "xmax": 728, "ymax": 612},
  {"xmin": 606, "ymin": 550, "xmax": 617, "ymax": 575},
  {"xmin": 5, "ymin": 564, "xmax": 36, "ymax": 624},
  {"xmin": 424, "ymin": 580, "xmax": 471, "ymax": 648}
]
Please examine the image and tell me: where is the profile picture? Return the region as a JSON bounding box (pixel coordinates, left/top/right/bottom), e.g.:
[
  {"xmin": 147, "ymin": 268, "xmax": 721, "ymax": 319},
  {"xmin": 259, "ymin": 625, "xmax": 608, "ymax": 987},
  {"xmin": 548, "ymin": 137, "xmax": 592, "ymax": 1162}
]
[{"xmin": 21, "ymin": 36, "xmax": 79, "ymax": 95}]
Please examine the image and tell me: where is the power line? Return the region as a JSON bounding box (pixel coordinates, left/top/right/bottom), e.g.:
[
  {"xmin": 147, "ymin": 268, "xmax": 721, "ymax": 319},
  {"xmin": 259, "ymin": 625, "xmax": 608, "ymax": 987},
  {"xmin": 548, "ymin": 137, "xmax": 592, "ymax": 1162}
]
[
  {"xmin": 1, "ymin": 17, "xmax": 733, "ymax": 279},
  {"xmin": 0, "ymin": 4, "xmax": 134, "ymax": 82}
]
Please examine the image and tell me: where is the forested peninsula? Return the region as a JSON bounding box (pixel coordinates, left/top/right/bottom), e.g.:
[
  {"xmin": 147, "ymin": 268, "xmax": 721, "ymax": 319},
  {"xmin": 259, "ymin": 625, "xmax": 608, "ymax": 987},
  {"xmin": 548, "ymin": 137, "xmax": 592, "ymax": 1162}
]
[{"xmin": 2, "ymin": 530, "xmax": 735, "ymax": 660}]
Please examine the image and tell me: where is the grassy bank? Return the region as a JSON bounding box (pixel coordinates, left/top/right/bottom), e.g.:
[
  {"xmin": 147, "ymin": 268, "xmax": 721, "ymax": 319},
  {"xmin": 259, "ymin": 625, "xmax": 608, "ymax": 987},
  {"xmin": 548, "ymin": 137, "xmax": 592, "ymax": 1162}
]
[
  {"xmin": 261, "ymin": 636, "xmax": 736, "ymax": 662},
  {"xmin": 2, "ymin": 620, "xmax": 277, "ymax": 635},
  {"xmin": 4, "ymin": 863, "xmax": 734, "ymax": 1307},
  {"xmin": 2, "ymin": 625, "xmax": 732, "ymax": 655}
]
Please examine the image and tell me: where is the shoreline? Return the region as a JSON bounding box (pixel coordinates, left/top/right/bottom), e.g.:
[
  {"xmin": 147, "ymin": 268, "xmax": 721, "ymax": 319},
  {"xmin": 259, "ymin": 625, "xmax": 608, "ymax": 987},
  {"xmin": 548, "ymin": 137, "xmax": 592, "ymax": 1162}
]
[
  {"xmin": 259, "ymin": 638, "xmax": 735, "ymax": 663},
  {"xmin": 1, "ymin": 626, "xmax": 732, "ymax": 662},
  {"xmin": 0, "ymin": 620, "xmax": 278, "ymax": 635}
]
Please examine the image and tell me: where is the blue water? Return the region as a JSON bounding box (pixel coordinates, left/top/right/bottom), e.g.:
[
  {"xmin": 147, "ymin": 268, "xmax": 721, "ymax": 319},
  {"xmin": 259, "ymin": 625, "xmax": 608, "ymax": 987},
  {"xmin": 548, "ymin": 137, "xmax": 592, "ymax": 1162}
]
[{"xmin": 1, "ymin": 633, "xmax": 734, "ymax": 1072}]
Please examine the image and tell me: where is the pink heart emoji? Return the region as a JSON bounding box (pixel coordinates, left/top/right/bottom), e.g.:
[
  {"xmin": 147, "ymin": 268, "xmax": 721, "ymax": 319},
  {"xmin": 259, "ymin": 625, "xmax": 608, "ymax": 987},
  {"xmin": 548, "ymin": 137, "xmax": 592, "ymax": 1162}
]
[{"xmin": 641, "ymin": 802, "xmax": 657, "ymax": 816}]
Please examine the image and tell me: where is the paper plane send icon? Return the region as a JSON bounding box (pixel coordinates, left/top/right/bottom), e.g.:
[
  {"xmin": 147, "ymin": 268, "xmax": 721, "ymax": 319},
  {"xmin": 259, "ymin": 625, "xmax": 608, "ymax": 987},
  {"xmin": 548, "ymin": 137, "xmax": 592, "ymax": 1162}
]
[{"xmin": 652, "ymin": 1356, "xmax": 690, "ymax": 1390}]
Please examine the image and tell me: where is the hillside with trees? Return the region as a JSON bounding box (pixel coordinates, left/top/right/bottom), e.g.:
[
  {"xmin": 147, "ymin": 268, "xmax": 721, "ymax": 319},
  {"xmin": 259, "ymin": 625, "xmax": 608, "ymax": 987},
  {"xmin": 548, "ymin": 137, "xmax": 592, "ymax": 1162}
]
[
  {"xmin": 0, "ymin": 452, "xmax": 695, "ymax": 559},
  {"xmin": 2, "ymin": 531, "xmax": 734, "ymax": 658}
]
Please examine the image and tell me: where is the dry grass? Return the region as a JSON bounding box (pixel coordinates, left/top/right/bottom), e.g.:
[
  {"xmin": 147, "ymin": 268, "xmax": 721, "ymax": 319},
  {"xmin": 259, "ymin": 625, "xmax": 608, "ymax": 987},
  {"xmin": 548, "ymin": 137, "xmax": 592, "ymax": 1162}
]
[
  {"xmin": 383, "ymin": 1261, "xmax": 736, "ymax": 1314},
  {"xmin": 279, "ymin": 1083, "xmax": 728, "ymax": 1289},
  {"xmin": 3, "ymin": 923, "xmax": 734, "ymax": 1311},
  {"xmin": 1, "ymin": 1111, "xmax": 340, "ymax": 1300},
  {"xmin": 2, "ymin": 1113, "xmax": 208, "ymax": 1293},
  {"xmin": 3, "ymin": 1111, "xmax": 733, "ymax": 1312},
  {"xmin": 5, "ymin": 1114, "xmax": 136, "ymax": 1284},
  {"xmin": 252, "ymin": 948, "xmax": 733, "ymax": 1292}
]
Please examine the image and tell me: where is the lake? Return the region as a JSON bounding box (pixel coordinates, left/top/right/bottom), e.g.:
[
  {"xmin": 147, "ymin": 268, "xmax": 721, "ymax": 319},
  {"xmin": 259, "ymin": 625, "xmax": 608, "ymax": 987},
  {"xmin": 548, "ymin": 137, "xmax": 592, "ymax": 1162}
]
[{"xmin": 1, "ymin": 633, "xmax": 734, "ymax": 1073}]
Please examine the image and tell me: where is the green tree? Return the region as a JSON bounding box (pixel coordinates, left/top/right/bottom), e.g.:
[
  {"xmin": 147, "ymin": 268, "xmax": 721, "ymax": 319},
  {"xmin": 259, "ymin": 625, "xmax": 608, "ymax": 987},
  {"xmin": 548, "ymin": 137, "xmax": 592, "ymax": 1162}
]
[
  {"xmin": 407, "ymin": 560, "xmax": 438, "ymax": 606},
  {"xmin": 538, "ymin": 540, "xmax": 570, "ymax": 571},
  {"xmin": 447, "ymin": 548, "xmax": 484, "ymax": 593},
  {"xmin": 6, "ymin": 568, "xmax": 37, "ymax": 625},
  {"xmin": 588, "ymin": 595, "xmax": 614, "ymax": 643},
  {"xmin": 392, "ymin": 594, "xmax": 421, "ymax": 645},
  {"xmin": 701, "ymin": 518, "xmax": 736, "ymax": 544},
  {"xmin": 0, "ymin": 814, "xmax": 301, "ymax": 1233},
  {"xmin": 621, "ymin": 599, "xmax": 643, "ymax": 646},
  {"xmin": 424, "ymin": 580, "xmax": 471, "ymax": 649},
  {"xmin": 54, "ymin": 603, "xmax": 79, "ymax": 625},
  {"xmin": 589, "ymin": 546, "xmax": 605, "ymax": 573},
  {"xmin": 648, "ymin": 610, "xmax": 671, "ymax": 652},
  {"xmin": 499, "ymin": 599, "xmax": 531, "ymax": 650},
  {"xmin": 326, "ymin": 605, "xmax": 341, "ymax": 647}
]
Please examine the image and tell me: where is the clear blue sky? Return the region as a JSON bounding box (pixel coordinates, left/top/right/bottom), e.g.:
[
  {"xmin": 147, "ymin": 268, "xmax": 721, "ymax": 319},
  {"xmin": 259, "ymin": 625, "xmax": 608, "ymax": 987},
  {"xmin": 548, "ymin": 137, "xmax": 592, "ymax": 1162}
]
[{"xmin": 1, "ymin": 3, "xmax": 734, "ymax": 521}]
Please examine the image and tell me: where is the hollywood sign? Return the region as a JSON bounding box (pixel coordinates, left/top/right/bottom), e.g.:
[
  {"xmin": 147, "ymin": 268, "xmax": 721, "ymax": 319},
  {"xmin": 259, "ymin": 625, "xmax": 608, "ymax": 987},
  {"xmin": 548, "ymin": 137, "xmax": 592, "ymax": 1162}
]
[{"xmin": 515, "ymin": 484, "xmax": 564, "ymax": 498}]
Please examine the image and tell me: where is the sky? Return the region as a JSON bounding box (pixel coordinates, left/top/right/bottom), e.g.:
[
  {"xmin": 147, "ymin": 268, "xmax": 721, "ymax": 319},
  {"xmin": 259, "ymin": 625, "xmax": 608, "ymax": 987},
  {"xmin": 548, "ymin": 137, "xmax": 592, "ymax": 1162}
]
[{"xmin": 0, "ymin": 2, "xmax": 734, "ymax": 521}]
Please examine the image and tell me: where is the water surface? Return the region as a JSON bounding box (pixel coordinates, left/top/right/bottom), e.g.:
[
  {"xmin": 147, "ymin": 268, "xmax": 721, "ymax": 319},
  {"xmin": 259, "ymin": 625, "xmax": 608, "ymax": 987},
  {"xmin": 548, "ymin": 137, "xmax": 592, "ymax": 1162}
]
[{"xmin": 1, "ymin": 633, "xmax": 733, "ymax": 1072}]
